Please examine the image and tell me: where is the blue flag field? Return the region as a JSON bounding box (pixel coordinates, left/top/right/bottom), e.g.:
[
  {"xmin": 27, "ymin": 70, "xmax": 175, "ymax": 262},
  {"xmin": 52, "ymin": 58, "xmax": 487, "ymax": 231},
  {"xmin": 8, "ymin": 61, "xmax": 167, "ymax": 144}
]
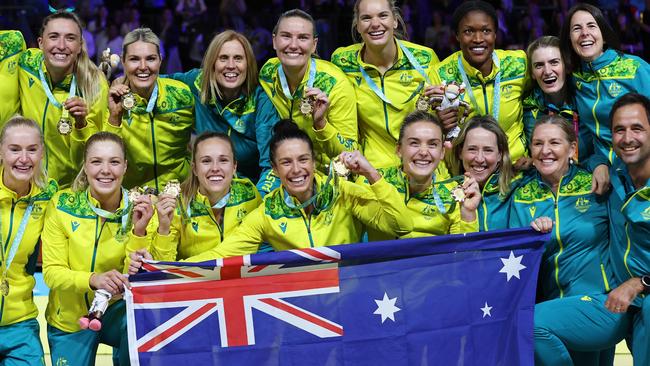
[{"xmin": 125, "ymin": 228, "xmax": 546, "ymax": 366}]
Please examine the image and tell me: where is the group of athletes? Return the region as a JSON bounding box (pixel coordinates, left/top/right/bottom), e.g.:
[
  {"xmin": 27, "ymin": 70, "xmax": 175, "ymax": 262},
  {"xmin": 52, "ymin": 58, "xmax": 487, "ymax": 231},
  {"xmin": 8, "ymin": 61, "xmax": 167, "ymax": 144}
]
[{"xmin": 0, "ymin": 0, "xmax": 649, "ymax": 365}]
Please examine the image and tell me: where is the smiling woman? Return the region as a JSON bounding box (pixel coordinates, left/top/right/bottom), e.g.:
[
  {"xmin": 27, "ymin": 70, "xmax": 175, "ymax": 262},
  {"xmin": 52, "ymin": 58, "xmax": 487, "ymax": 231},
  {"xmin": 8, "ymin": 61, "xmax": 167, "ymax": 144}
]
[
  {"xmin": 259, "ymin": 9, "xmax": 358, "ymax": 180},
  {"xmin": 106, "ymin": 28, "xmax": 194, "ymax": 191},
  {"xmin": 145, "ymin": 132, "xmax": 262, "ymax": 261},
  {"xmin": 559, "ymin": 3, "xmax": 650, "ymax": 170},
  {"xmin": 42, "ymin": 131, "xmax": 155, "ymax": 366},
  {"xmin": 331, "ymin": 0, "xmax": 441, "ymax": 170},
  {"xmin": 17, "ymin": 10, "xmax": 108, "ymax": 188},
  {"xmin": 0, "ymin": 116, "xmax": 57, "ymax": 366},
  {"xmin": 166, "ymin": 30, "xmax": 280, "ymax": 186},
  {"xmin": 431, "ymin": 0, "xmax": 530, "ymax": 168},
  {"xmin": 367, "ymin": 111, "xmax": 481, "ymax": 240}
]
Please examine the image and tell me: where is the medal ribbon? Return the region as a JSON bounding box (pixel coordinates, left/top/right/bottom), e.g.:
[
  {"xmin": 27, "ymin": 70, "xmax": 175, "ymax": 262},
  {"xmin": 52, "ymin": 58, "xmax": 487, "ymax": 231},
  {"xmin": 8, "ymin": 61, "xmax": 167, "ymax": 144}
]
[
  {"xmin": 457, "ymin": 52, "xmax": 501, "ymax": 120},
  {"xmin": 86, "ymin": 189, "xmax": 130, "ymax": 234},
  {"xmin": 358, "ymin": 40, "xmax": 433, "ymax": 106},
  {"xmin": 0, "ymin": 199, "xmax": 35, "ymax": 283},
  {"xmin": 38, "ymin": 59, "xmax": 77, "ymax": 120},
  {"xmin": 186, "ymin": 191, "xmax": 231, "ymax": 218},
  {"xmin": 127, "ymin": 82, "xmax": 159, "ymax": 124},
  {"xmin": 283, "ymin": 160, "xmax": 340, "ymax": 211},
  {"xmin": 397, "ymin": 40, "xmax": 431, "ymax": 85},
  {"xmin": 278, "ymin": 58, "xmax": 316, "ymax": 100}
]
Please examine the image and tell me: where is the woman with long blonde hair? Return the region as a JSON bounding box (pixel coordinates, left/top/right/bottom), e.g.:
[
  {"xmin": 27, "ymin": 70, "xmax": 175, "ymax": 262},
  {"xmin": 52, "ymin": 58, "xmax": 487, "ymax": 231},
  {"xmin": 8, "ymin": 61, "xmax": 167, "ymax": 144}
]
[
  {"xmin": 0, "ymin": 116, "xmax": 57, "ymax": 365},
  {"xmin": 167, "ymin": 30, "xmax": 280, "ymax": 190}
]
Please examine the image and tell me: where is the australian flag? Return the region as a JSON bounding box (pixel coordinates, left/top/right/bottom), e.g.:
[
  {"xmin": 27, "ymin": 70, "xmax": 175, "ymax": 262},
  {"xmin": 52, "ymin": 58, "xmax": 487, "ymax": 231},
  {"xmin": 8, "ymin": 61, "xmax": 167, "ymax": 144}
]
[{"xmin": 125, "ymin": 228, "xmax": 546, "ymax": 366}]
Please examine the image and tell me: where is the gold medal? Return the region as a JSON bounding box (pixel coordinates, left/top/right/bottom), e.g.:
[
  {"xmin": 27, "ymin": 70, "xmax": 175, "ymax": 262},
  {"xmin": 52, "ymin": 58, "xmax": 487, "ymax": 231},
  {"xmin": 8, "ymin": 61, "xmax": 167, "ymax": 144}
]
[
  {"xmin": 300, "ymin": 97, "xmax": 314, "ymax": 116},
  {"xmin": 163, "ymin": 180, "xmax": 181, "ymax": 198},
  {"xmin": 0, "ymin": 278, "xmax": 9, "ymax": 297},
  {"xmin": 416, "ymin": 95, "xmax": 431, "ymax": 112},
  {"xmin": 331, "ymin": 157, "xmax": 349, "ymax": 177},
  {"xmin": 121, "ymin": 92, "xmax": 136, "ymax": 111},
  {"xmin": 451, "ymin": 185, "xmax": 466, "ymax": 202},
  {"xmin": 57, "ymin": 119, "xmax": 72, "ymax": 135}
]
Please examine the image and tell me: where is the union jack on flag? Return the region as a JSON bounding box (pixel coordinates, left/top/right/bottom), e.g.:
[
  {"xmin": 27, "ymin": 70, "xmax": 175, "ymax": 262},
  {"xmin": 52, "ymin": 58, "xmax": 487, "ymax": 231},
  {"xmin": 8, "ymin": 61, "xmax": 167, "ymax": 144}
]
[{"xmin": 126, "ymin": 229, "xmax": 547, "ymax": 366}]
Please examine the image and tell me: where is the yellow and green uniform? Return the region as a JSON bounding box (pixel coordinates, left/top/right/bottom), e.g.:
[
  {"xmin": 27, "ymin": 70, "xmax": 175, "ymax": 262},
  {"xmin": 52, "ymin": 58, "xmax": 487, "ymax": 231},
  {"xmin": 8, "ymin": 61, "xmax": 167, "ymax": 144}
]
[
  {"xmin": 331, "ymin": 39, "xmax": 439, "ymax": 169},
  {"xmin": 367, "ymin": 166, "xmax": 477, "ymax": 240},
  {"xmin": 0, "ymin": 30, "xmax": 25, "ymax": 124},
  {"xmin": 185, "ymin": 175, "xmax": 412, "ymax": 261},
  {"xmin": 18, "ymin": 48, "xmax": 108, "ymax": 187},
  {"xmin": 432, "ymin": 50, "xmax": 530, "ymax": 162},
  {"xmin": 151, "ymin": 178, "xmax": 261, "ymax": 260},
  {"xmin": 258, "ymin": 57, "xmax": 358, "ymax": 171},
  {"xmin": 104, "ymin": 77, "xmax": 194, "ymax": 191},
  {"xmin": 0, "ymin": 178, "xmax": 57, "ymax": 326},
  {"xmin": 41, "ymin": 188, "xmax": 152, "ymax": 333}
]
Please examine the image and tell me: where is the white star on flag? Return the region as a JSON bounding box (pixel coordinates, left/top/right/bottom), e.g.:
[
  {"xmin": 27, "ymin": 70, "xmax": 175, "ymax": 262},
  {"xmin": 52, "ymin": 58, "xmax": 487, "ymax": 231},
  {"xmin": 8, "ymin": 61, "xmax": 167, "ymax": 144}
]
[
  {"xmin": 481, "ymin": 302, "xmax": 492, "ymax": 318},
  {"xmin": 499, "ymin": 250, "xmax": 526, "ymax": 281},
  {"xmin": 373, "ymin": 292, "xmax": 401, "ymax": 323}
]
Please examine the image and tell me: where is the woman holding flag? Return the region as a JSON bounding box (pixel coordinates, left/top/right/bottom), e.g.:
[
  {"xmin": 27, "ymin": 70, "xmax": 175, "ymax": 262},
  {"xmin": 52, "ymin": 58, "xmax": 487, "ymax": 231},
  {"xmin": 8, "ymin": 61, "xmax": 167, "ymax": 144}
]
[
  {"xmin": 17, "ymin": 10, "xmax": 108, "ymax": 187},
  {"xmin": 106, "ymin": 28, "xmax": 194, "ymax": 191},
  {"xmin": 42, "ymin": 132, "xmax": 154, "ymax": 366},
  {"xmin": 258, "ymin": 9, "xmax": 358, "ymax": 177},
  {"xmin": 0, "ymin": 116, "xmax": 57, "ymax": 365},
  {"xmin": 149, "ymin": 132, "xmax": 262, "ymax": 261},
  {"xmin": 331, "ymin": 0, "xmax": 440, "ymax": 170}
]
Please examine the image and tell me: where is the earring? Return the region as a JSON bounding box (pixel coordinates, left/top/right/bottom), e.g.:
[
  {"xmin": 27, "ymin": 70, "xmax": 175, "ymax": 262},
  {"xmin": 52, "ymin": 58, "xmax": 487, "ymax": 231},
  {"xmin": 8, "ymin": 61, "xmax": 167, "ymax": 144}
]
[{"xmin": 569, "ymin": 158, "xmax": 574, "ymax": 165}]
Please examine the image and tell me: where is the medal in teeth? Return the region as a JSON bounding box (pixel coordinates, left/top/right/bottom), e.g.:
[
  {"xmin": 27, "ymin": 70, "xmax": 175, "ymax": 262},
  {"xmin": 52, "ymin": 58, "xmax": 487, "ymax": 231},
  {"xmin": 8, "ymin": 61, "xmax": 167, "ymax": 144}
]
[
  {"xmin": 121, "ymin": 92, "xmax": 136, "ymax": 111},
  {"xmin": 300, "ymin": 96, "xmax": 315, "ymax": 116},
  {"xmin": 163, "ymin": 180, "xmax": 181, "ymax": 198},
  {"xmin": 332, "ymin": 157, "xmax": 349, "ymax": 177}
]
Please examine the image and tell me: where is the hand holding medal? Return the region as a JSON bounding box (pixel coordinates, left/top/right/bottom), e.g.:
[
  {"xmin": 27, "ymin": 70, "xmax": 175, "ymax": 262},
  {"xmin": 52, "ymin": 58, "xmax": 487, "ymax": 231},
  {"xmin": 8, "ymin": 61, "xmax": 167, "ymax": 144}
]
[
  {"xmin": 337, "ymin": 151, "xmax": 382, "ymax": 184},
  {"xmin": 62, "ymin": 96, "xmax": 89, "ymax": 131},
  {"xmin": 156, "ymin": 180, "xmax": 181, "ymax": 235},
  {"xmin": 127, "ymin": 187, "xmax": 155, "ymax": 237},
  {"xmin": 455, "ymin": 174, "xmax": 481, "ymax": 219},
  {"xmin": 303, "ymin": 87, "xmax": 330, "ymax": 130},
  {"xmin": 107, "ymin": 82, "xmax": 134, "ymax": 127}
]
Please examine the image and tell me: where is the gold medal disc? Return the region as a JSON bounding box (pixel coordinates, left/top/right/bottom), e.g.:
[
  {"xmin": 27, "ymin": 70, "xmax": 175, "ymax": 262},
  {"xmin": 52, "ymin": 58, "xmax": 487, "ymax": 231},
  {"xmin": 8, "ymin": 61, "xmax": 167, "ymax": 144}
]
[
  {"xmin": 451, "ymin": 185, "xmax": 466, "ymax": 202},
  {"xmin": 57, "ymin": 119, "xmax": 72, "ymax": 135},
  {"xmin": 300, "ymin": 98, "xmax": 314, "ymax": 116},
  {"xmin": 122, "ymin": 93, "xmax": 136, "ymax": 110},
  {"xmin": 416, "ymin": 95, "xmax": 430, "ymax": 112}
]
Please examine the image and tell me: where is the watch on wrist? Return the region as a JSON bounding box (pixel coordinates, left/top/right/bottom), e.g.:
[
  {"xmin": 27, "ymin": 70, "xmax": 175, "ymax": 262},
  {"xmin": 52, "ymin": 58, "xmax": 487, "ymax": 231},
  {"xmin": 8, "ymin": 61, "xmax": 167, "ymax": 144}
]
[{"xmin": 641, "ymin": 275, "xmax": 650, "ymax": 295}]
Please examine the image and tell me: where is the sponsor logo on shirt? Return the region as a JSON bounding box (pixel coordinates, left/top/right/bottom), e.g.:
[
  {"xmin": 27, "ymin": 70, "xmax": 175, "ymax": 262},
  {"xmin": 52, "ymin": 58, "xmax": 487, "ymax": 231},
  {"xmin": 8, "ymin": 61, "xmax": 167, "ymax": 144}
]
[
  {"xmin": 71, "ymin": 221, "xmax": 80, "ymax": 232},
  {"xmin": 529, "ymin": 206, "xmax": 536, "ymax": 219},
  {"xmin": 192, "ymin": 221, "xmax": 199, "ymax": 232},
  {"xmin": 279, "ymin": 222, "xmax": 287, "ymax": 234}
]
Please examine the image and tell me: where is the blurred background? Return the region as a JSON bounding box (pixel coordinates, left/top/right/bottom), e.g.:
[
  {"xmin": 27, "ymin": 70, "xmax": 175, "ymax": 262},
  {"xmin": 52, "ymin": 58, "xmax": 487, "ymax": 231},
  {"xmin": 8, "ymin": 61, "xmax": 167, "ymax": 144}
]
[{"xmin": 2, "ymin": 0, "xmax": 648, "ymax": 76}]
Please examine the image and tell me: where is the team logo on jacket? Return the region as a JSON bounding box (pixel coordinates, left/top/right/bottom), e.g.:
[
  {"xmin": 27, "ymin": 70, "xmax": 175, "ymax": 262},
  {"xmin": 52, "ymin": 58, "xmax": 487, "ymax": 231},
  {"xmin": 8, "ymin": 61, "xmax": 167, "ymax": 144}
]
[
  {"xmin": 399, "ymin": 72, "xmax": 413, "ymax": 86},
  {"xmin": 323, "ymin": 210, "xmax": 334, "ymax": 226},
  {"xmin": 279, "ymin": 222, "xmax": 287, "ymax": 234},
  {"xmin": 574, "ymin": 197, "xmax": 591, "ymax": 213},
  {"xmin": 31, "ymin": 204, "xmax": 44, "ymax": 219},
  {"xmin": 236, "ymin": 208, "xmax": 247, "ymax": 223},
  {"xmin": 501, "ymin": 84, "xmax": 513, "ymax": 98},
  {"xmin": 55, "ymin": 357, "xmax": 69, "ymax": 366},
  {"xmin": 7, "ymin": 60, "xmax": 16, "ymax": 74},
  {"xmin": 641, "ymin": 206, "xmax": 650, "ymax": 221},
  {"xmin": 575, "ymin": 81, "xmax": 582, "ymax": 91},
  {"xmin": 192, "ymin": 221, "xmax": 199, "ymax": 232},
  {"xmin": 71, "ymin": 221, "xmax": 80, "ymax": 232},
  {"xmin": 28, "ymin": 78, "xmax": 35, "ymax": 88},
  {"xmin": 355, "ymin": 76, "xmax": 362, "ymax": 86},
  {"xmin": 528, "ymin": 206, "xmax": 536, "ymax": 219},
  {"xmin": 607, "ymin": 82, "xmax": 623, "ymax": 98}
]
